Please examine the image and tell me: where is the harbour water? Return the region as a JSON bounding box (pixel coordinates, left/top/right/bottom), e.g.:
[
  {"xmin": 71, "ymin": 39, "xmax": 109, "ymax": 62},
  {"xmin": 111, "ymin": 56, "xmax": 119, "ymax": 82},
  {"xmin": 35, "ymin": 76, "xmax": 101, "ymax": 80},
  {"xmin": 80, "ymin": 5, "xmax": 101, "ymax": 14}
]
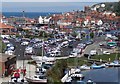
[{"xmin": 81, "ymin": 67, "xmax": 120, "ymax": 84}]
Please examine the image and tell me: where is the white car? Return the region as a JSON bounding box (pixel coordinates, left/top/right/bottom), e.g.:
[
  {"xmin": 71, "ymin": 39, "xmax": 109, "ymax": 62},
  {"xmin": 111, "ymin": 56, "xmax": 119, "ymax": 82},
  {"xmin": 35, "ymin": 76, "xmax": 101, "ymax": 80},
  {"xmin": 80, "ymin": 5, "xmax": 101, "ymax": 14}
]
[
  {"xmin": 21, "ymin": 41, "xmax": 29, "ymax": 45},
  {"xmin": 69, "ymin": 51, "xmax": 77, "ymax": 57},
  {"xmin": 9, "ymin": 46, "xmax": 15, "ymax": 50},
  {"xmin": 25, "ymin": 47, "xmax": 33, "ymax": 54},
  {"xmin": 103, "ymin": 51, "xmax": 110, "ymax": 54},
  {"xmin": 90, "ymin": 50, "xmax": 97, "ymax": 55},
  {"xmin": 3, "ymin": 40, "xmax": 9, "ymax": 43},
  {"xmin": 5, "ymin": 50, "xmax": 14, "ymax": 55},
  {"xmin": 7, "ymin": 43, "xmax": 13, "ymax": 47}
]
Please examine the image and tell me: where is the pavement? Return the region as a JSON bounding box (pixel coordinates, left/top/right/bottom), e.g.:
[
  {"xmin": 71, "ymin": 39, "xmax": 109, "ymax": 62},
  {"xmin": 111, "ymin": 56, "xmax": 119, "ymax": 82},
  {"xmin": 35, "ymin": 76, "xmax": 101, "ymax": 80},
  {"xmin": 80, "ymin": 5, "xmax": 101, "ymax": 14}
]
[
  {"xmin": 84, "ymin": 36, "xmax": 115, "ymax": 55},
  {"xmin": 0, "ymin": 77, "xmax": 10, "ymax": 83},
  {"xmin": 16, "ymin": 60, "xmax": 36, "ymax": 78}
]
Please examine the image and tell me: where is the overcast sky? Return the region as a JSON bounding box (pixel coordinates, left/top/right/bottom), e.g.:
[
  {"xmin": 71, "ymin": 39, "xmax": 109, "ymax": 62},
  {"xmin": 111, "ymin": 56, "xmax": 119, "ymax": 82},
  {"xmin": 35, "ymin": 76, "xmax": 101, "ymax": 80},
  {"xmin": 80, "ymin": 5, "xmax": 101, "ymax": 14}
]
[
  {"xmin": 1, "ymin": 0, "xmax": 119, "ymax": 12},
  {"xmin": 2, "ymin": 2, "xmax": 98, "ymax": 12},
  {"xmin": 1, "ymin": 0, "xmax": 118, "ymax": 2}
]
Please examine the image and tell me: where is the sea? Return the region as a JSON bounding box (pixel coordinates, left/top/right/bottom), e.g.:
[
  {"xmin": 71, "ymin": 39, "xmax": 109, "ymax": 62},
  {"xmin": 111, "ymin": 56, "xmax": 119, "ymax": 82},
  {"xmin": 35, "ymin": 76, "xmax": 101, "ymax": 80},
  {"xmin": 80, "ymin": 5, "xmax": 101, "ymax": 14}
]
[
  {"xmin": 2, "ymin": 12, "xmax": 62, "ymax": 19},
  {"xmin": 81, "ymin": 67, "xmax": 120, "ymax": 84}
]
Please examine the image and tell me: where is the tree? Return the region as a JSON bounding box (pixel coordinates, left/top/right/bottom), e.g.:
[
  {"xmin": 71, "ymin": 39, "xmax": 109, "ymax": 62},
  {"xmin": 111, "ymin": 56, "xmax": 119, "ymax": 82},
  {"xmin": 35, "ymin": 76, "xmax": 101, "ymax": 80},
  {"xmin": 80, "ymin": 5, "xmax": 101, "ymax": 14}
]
[
  {"xmin": 90, "ymin": 32, "xmax": 94, "ymax": 39},
  {"xmin": 114, "ymin": 2, "xmax": 120, "ymax": 16}
]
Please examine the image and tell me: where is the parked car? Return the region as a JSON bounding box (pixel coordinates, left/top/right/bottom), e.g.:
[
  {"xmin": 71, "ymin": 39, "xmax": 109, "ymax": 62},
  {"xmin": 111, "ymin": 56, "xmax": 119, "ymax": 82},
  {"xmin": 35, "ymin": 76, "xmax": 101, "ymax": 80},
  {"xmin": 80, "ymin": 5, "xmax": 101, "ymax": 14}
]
[
  {"xmin": 21, "ymin": 41, "xmax": 29, "ymax": 46},
  {"xmin": 85, "ymin": 40, "xmax": 93, "ymax": 45},
  {"xmin": 2, "ymin": 39, "xmax": 9, "ymax": 43},
  {"xmin": 69, "ymin": 51, "xmax": 78, "ymax": 57},
  {"xmin": 90, "ymin": 50, "xmax": 97, "ymax": 56},
  {"xmin": 25, "ymin": 46, "xmax": 33, "ymax": 55},
  {"xmin": 15, "ymin": 38, "xmax": 22, "ymax": 42},
  {"xmin": 5, "ymin": 50, "xmax": 14, "ymax": 55},
  {"xmin": 103, "ymin": 51, "xmax": 110, "ymax": 55},
  {"xmin": 33, "ymin": 43, "xmax": 42, "ymax": 49}
]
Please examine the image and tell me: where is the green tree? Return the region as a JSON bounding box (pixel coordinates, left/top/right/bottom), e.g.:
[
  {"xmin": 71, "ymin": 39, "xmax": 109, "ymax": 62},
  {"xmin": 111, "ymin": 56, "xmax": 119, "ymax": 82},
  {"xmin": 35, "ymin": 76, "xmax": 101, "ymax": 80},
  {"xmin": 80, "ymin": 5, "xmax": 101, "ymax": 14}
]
[
  {"xmin": 90, "ymin": 32, "xmax": 94, "ymax": 38},
  {"xmin": 114, "ymin": 2, "xmax": 120, "ymax": 16}
]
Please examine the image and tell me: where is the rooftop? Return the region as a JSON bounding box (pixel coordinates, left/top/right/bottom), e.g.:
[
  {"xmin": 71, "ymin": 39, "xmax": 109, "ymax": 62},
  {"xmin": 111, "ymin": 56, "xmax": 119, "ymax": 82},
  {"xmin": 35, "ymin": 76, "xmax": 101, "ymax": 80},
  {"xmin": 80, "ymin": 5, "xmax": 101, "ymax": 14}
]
[{"xmin": 0, "ymin": 22, "xmax": 14, "ymax": 29}]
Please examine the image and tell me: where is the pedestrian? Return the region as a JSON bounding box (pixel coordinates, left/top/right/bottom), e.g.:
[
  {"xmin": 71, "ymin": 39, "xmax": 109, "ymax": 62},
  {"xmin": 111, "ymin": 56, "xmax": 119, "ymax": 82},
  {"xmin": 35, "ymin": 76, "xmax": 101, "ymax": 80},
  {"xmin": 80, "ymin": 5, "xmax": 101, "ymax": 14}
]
[{"xmin": 14, "ymin": 72, "xmax": 20, "ymax": 82}]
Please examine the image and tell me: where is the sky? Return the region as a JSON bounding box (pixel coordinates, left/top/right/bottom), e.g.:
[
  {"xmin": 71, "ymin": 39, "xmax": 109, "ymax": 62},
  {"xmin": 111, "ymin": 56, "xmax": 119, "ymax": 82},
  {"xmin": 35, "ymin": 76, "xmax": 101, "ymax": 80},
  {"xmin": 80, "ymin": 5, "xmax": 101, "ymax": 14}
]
[
  {"xmin": 1, "ymin": 0, "xmax": 119, "ymax": 12},
  {"xmin": 2, "ymin": 2, "xmax": 98, "ymax": 12},
  {"xmin": 1, "ymin": 0, "xmax": 118, "ymax": 2}
]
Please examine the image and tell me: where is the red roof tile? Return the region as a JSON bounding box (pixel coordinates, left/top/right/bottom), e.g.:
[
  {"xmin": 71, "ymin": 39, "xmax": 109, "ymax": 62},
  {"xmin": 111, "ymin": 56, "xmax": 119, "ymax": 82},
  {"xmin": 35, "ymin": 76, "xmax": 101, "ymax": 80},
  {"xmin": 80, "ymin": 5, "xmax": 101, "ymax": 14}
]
[{"xmin": 0, "ymin": 22, "xmax": 14, "ymax": 29}]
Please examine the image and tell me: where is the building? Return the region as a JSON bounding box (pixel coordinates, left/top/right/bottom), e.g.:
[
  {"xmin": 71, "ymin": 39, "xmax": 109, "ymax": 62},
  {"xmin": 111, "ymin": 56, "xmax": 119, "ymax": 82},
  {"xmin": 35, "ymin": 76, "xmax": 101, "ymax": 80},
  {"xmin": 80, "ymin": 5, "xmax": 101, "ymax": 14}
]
[
  {"xmin": 0, "ymin": 54, "xmax": 16, "ymax": 77},
  {"xmin": 0, "ymin": 22, "xmax": 14, "ymax": 35}
]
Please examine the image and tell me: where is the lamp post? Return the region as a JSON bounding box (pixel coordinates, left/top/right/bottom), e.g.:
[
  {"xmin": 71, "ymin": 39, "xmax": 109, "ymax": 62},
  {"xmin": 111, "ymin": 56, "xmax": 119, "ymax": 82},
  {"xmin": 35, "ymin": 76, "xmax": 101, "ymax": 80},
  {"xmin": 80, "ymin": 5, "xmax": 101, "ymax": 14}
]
[{"xmin": 22, "ymin": 11, "xmax": 25, "ymax": 82}]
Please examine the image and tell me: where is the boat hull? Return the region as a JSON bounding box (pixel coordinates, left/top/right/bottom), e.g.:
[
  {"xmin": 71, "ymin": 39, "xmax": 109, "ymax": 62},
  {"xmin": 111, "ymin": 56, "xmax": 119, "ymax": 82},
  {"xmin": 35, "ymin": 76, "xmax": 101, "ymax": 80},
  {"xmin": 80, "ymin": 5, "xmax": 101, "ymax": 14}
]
[
  {"xmin": 25, "ymin": 77, "xmax": 47, "ymax": 83},
  {"xmin": 91, "ymin": 66, "xmax": 104, "ymax": 69},
  {"xmin": 106, "ymin": 64, "xmax": 120, "ymax": 67}
]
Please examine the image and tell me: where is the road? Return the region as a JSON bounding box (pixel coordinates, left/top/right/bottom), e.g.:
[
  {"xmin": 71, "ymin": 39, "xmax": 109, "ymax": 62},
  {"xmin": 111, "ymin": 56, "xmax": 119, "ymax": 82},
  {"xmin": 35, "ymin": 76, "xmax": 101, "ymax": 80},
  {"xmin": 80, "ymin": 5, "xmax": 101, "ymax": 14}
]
[{"xmin": 84, "ymin": 35, "xmax": 115, "ymax": 55}]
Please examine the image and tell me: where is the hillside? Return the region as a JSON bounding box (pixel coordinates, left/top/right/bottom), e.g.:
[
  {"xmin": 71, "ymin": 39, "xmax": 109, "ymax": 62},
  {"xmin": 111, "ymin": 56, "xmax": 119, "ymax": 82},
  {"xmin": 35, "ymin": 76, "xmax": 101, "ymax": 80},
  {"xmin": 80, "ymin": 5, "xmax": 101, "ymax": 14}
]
[{"xmin": 91, "ymin": 2, "xmax": 120, "ymax": 16}]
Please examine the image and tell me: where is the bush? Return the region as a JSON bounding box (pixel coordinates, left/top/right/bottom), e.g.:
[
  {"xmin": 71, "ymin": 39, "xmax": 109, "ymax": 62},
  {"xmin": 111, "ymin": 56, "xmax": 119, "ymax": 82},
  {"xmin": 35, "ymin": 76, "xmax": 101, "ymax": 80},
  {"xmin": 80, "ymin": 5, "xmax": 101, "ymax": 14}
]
[
  {"xmin": 90, "ymin": 32, "xmax": 94, "ymax": 38},
  {"xmin": 46, "ymin": 60, "xmax": 68, "ymax": 83}
]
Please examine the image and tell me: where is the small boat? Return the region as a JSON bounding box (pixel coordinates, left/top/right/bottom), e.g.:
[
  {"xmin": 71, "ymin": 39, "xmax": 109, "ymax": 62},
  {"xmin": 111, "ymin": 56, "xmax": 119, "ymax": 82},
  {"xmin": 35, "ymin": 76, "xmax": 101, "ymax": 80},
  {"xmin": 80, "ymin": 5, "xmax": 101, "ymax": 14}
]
[
  {"xmin": 80, "ymin": 64, "xmax": 90, "ymax": 70},
  {"xmin": 87, "ymin": 79, "xmax": 95, "ymax": 84},
  {"xmin": 65, "ymin": 77, "xmax": 72, "ymax": 82},
  {"xmin": 91, "ymin": 63, "xmax": 105, "ymax": 69},
  {"xmin": 105, "ymin": 60, "xmax": 120, "ymax": 67},
  {"xmin": 25, "ymin": 75, "xmax": 47, "ymax": 83},
  {"xmin": 71, "ymin": 72, "xmax": 84, "ymax": 81},
  {"xmin": 76, "ymin": 80, "xmax": 85, "ymax": 83}
]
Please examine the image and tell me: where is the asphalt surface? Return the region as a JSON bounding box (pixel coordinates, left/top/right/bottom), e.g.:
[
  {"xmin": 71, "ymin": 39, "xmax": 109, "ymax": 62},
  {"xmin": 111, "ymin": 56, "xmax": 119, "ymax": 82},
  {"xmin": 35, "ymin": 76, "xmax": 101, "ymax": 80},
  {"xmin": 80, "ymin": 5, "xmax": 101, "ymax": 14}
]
[
  {"xmin": 9, "ymin": 29, "xmax": 120, "ymax": 60},
  {"xmin": 9, "ymin": 39, "xmax": 31, "ymax": 60},
  {"xmin": 9, "ymin": 38, "xmax": 83, "ymax": 60}
]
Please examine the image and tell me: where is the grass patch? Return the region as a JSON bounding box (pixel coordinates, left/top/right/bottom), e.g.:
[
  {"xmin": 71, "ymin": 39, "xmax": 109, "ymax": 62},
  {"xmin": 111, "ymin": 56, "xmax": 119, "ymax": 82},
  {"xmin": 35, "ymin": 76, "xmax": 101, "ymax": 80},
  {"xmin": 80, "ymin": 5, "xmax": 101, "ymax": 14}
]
[
  {"xmin": 91, "ymin": 53, "xmax": 120, "ymax": 62},
  {"xmin": 66, "ymin": 57, "xmax": 90, "ymax": 66}
]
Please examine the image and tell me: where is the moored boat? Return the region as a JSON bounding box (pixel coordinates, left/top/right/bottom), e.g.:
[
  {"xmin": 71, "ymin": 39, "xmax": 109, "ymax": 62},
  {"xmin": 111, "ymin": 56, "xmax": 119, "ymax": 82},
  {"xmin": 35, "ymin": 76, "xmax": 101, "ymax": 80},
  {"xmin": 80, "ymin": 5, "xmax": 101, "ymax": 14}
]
[
  {"xmin": 105, "ymin": 60, "xmax": 120, "ymax": 67},
  {"xmin": 80, "ymin": 64, "xmax": 90, "ymax": 70},
  {"xmin": 91, "ymin": 63, "xmax": 105, "ymax": 69},
  {"xmin": 25, "ymin": 75, "xmax": 47, "ymax": 83}
]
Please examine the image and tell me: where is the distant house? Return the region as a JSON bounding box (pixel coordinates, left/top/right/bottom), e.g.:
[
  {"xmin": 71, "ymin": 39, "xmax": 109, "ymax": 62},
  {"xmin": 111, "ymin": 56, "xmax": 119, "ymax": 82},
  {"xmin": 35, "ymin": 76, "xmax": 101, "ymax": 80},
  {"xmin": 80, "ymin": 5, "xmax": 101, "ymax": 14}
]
[
  {"xmin": 38, "ymin": 16, "xmax": 52, "ymax": 24},
  {"xmin": 0, "ymin": 22, "xmax": 14, "ymax": 35}
]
